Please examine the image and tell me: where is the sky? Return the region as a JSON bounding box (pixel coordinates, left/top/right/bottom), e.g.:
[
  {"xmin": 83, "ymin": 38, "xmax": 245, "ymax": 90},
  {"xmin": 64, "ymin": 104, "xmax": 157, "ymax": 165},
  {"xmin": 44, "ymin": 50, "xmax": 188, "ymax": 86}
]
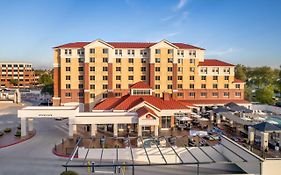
[{"xmin": 0, "ymin": 0, "xmax": 280, "ymax": 69}]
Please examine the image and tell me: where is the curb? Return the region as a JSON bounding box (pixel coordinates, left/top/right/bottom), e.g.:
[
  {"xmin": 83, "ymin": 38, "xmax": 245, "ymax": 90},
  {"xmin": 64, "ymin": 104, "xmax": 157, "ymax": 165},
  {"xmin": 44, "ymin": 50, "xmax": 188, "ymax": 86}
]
[
  {"xmin": 52, "ymin": 147, "xmax": 78, "ymax": 158},
  {"xmin": 0, "ymin": 130, "xmax": 36, "ymax": 149}
]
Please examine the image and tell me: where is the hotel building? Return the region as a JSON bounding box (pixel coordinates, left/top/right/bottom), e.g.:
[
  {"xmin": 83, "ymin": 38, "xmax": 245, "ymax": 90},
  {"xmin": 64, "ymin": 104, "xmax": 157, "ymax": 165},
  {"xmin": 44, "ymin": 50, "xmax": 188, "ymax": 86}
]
[
  {"xmin": 0, "ymin": 62, "xmax": 35, "ymax": 88},
  {"xmin": 53, "ymin": 39, "xmax": 247, "ymax": 111}
]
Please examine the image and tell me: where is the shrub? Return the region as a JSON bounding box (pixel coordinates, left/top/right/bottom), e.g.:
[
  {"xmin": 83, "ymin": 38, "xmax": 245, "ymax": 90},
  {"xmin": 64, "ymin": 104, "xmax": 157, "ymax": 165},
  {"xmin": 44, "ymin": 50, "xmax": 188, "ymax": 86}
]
[
  {"xmin": 60, "ymin": 171, "xmax": 79, "ymax": 175},
  {"xmin": 15, "ymin": 131, "xmax": 21, "ymax": 137},
  {"xmin": 17, "ymin": 125, "xmax": 21, "ymax": 130},
  {"xmin": 0, "ymin": 131, "xmax": 4, "ymax": 136},
  {"xmin": 4, "ymin": 128, "xmax": 11, "ymax": 133}
]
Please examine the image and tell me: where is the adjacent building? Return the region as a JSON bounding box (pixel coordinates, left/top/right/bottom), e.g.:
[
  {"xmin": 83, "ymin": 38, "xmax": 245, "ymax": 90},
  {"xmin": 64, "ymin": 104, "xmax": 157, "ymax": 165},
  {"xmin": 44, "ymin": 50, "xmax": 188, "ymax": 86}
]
[
  {"xmin": 0, "ymin": 62, "xmax": 36, "ymax": 88},
  {"xmin": 53, "ymin": 39, "xmax": 246, "ymax": 111}
]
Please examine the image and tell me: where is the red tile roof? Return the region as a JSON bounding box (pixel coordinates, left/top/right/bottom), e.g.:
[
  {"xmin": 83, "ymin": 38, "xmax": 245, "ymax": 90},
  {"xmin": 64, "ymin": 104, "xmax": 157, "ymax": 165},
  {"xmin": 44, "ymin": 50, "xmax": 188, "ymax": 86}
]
[
  {"xmin": 130, "ymin": 81, "xmax": 151, "ymax": 89},
  {"xmin": 233, "ymin": 78, "xmax": 245, "ymax": 83},
  {"xmin": 54, "ymin": 41, "xmax": 204, "ymax": 50},
  {"xmin": 179, "ymin": 99, "xmax": 250, "ymax": 106},
  {"xmin": 136, "ymin": 106, "xmax": 158, "ymax": 118},
  {"xmin": 198, "ymin": 59, "xmax": 235, "ymax": 67},
  {"xmin": 93, "ymin": 94, "xmax": 189, "ymax": 111}
]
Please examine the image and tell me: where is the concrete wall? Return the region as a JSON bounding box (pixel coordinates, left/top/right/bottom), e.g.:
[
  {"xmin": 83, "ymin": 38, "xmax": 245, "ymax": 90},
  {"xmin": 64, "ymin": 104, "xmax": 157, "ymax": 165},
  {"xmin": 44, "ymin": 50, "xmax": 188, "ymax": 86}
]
[{"xmin": 261, "ymin": 158, "xmax": 281, "ymax": 175}]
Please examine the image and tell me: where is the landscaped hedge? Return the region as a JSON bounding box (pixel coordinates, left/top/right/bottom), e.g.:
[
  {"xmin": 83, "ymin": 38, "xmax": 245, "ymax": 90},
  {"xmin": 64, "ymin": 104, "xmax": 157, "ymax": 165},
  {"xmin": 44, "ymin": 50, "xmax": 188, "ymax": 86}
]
[
  {"xmin": 60, "ymin": 170, "xmax": 79, "ymax": 175},
  {"xmin": 4, "ymin": 128, "xmax": 12, "ymax": 133},
  {"xmin": 14, "ymin": 131, "xmax": 21, "ymax": 137}
]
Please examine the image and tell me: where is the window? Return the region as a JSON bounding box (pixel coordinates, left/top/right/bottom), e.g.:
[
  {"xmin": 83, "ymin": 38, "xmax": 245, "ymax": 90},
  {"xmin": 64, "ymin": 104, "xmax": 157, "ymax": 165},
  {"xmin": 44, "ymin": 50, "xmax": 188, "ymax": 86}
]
[
  {"xmin": 66, "ymin": 58, "xmax": 71, "ymax": 63},
  {"xmin": 178, "ymin": 84, "xmax": 183, "ymax": 89},
  {"xmin": 128, "ymin": 76, "xmax": 134, "ymax": 80},
  {"xmin": 155, "ymin": 58, "xmax": 160, "ymax": 63},
  {"xmin": 65, "ymin": 49, "xmax": 72, "ymax": 55},
  {"xmin": 200, "ymin": 92, "xmax": 207, "ymax": 97},
  {"xmin": 77, "ymin": 49, "xmax": 84, "ymax": 55},
  {"xmin": 190, "ymin": 59, "xmax": 195, "ymax": 64},
  {"xmin": 118, "ymin": 50, "xmax": 122, "ymax": 55},
  {"xmin": 78, "ymin": 92, "xmax": 84, "ymax": 98},
  {"xmin": 141, "ymin": 75, "xmax": 146, "ymax": 81},
  {"xmin": 103, "ymin": 58, "xmax": 108, "ymax": 63},
  {"xmin": 155, "ymin": 49, "xmax": 160, "ymax": 54},
  {"xmin": 116, "ymin": 58, "xmax": 121, "ymax": 63},
  {"xmin": 155, "ymin": 85, "xmax": 160, "ymax": 89},
  {"xmin": 141, "ymin": 67, "xmax": 146, "ymax": 72},
  {"xmin": 177, "ymin": 93, "xmax": 183, "ymax": 97},
  {"xmin": 78, "ymin": 67, "xmax": 83, "ymax": 72},
  {"xmin": 178, "ymin": 76, "xmax": 183, "ymax": 80},
  {"xmin": 235, "ymin": 92, "xmax": 241, "ymax": 97},
  {"xmin": 128, "ymin": 58, "xmax": 134, "ymax": 63},
  {"xmin": 177, "ymin": 50, "xmax": 184, "ymax": 56},
  {"xmin": 90, "ymin": 48, "xmax": 95, "ymax": 54},
  {"xmin": 212, "ymin": 67, "xmax": 219, "ymax": 73},
  {"xmin": 168, "ymin": 76, "xmax": 173, "ymax": 81},
  {"xmin": 201, "ymin": 84, "xmax": 206, "ymax": 89},
  {"xmin": 168, "ymin": 49, "xmax": 173, "ymax": 54},
  {"xmin": 128, "ymin": 67, "xmax": 134, "ymax": 72},
  {"xmin": 168, "ymin": 58, "xmax": 173, "ymax": 63},
  {"xmin": 200, "ymin": 67, "xmax": 207, "ymax": 74},
  {"xmin": 155, "ymin": 93, "xmax": 161, "ymax": 98},
  {"xmin": 66, "ymin": 67, "xmax": 71, "ymax": 71},
  {"xmin": 78, "ymin": 76, "xmax": 83, "ymax": 80},
  {"xmin": 178, "ymin": 67, "xmax": 183, "ymax": 72},
  {"xmin": 167, "ymin": 67, "xmax": 173, "ymax": 72},
  {"xmin": 189, "ymin": 50, "xmax": 196, "ymax": 57},
  {"xmin": 116, "ymin": 76, "xmax": 121, "ymax": 80},
  {"xmin": 90, "ymin": 76, "xmax": 95, "ymax": 81},
  {"xmin": 90, "ymin": 93, "xmax": 95, "ymax": 98},
  {"xmin": 116, "ymin": 84, "xmax": 121, "ymax": 89},
  {"xmin": 115, "ymin": 93, "xmax": 122, "ymax": 97},
  {"xmin": 213, "ymin": 76, "xmax": 218, "ymax": 80},
  {"xmin": 141, "ymin": 58, "xmax": 146, "ymax": 63},
  {"xmin": 103, "ymin": 67, "xmax": 108, "ymax": 71},
  {"xmin": 224, "ymin": 76, "xmax": 229, "ymax": 80},
  {"xmin": 189, "ymin": 92, "xmax": 195, "ymax": 97},
  {"xmin": 90, "ymin": 67, "xmax": 95, "ymax": 71},
  {"xmin": 178, "ymin": 58, "xmax": 183, "ymax": 64},
  {"xmin": 90, "ymin": 57, "xmax": 95, "ymax": 63},
  {"xmin": 155, "ymin": 67, "xmax": 160, "ymax": 72},
  {"xmin": 212, "ymin": 92, "xmax": 219, "ymax": 97},
  {"xmin": 161, "ymin": 116, "xmax": 171, "ymax": 128},
  {"xmin": 201, "ymin": 76, "xmax": 206, "ymax": 80},
  {"xmin": 115, "ymin": 49, "xmax": 118, "ymax": 55},
  {"xmin": 116, "ymin": 67, "xmax": 121, "ymax": 71},
  {"xmin": 66, "ymin": 84, "xmax": 71, "ymax": 89},
  {"xmin": 167, "ymin": 84, "xmax": 173, "ymax": 89},
  {"xmin": 90, "ymin": 84, "xmax": 95, "ymax": 89},
  {"xmin": 190, "ymin": 67, "xmax": 195, "ymax": 72},
  {"xmin": 224, "ymin": 92, "xmax": 229, "ymax": 97},
  {"xmin": 213, "ymin": 84, "xmax": 218, "ymax": 89},
  {"xmin": 127, "ymin": 50, "xmax": 131, "ymax": 55},
  {"xmin": 103, "ymin": 93, "xmax": 108, "ymax": 98},
  {"xmin": 103, "ymin": 48, "xmax": 108, "ymax": 54},
  {"xmin": 224, "ymin": 84, "xmax": 229, "ymax": 89},
  {"xmin": 103, "ymin": 76, "xmax": 108, "ymax": 80},
  {"xmin": 66, "ymin": 76, "xmax": 71, "ymax": 80},
  {"xmin": 78, "ymin": 58, "xmax": 84, "ymax": 63},
  {"xmin": 235, "ymin": 84, "xmax": 241, "ymax": 89},
  {"xmin": 140, "ymin": 50, "xmax": 147, "ymax": 55},
  {"xmin": 190, "ymin": 76, "xmax": 194, "ymax": 80},
  {"xmin": 103, "ymin": 84, "xmax": 108, "ymax": 89},
  {"xmin": 155, "ymin": 76, "xmax": 160, "ymax": 81},
  {"xmin": 65, "ymin": 93, "xmax": 71, "ymax": 97},
  {"xmin": 79, "ymin": 84, "xmax": 83, "ymax": 89}
]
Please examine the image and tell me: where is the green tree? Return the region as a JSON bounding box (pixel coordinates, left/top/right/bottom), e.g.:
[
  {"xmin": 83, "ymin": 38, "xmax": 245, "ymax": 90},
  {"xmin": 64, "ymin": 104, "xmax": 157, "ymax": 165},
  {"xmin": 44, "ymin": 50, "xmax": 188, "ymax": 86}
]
[
  {"xmin": 235, "ymin": 64, "xmax": 247, "ymax": 81},
  {"xmin": 9, "ymin": 79, "xmax": 19, "ymax": 87},
  {"xmin": 244, "ymin": 86, "xmax": 253, "ymax": 101},
  {"xmin": 41, "ymin": 84, "xmax": 53, "ymax": 95},
  {"xmin": 255, "ymin": 86, "xmax": 275, "ymax": 104},
  {"xmin": 38, "ymin": 73, "xmax": 53, "ymax": 85}
]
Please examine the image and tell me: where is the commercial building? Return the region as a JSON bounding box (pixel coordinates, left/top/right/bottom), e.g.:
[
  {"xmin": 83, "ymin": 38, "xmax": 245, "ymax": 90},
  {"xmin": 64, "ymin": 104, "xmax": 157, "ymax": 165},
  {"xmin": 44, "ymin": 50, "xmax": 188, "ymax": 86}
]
[
  {"xmin": 0, "ymin": 62, "xmax": 36, "ymax": 88},
  {"xmin": 53, "ymin": 39, "xmax": 246, "ymax": 111}
]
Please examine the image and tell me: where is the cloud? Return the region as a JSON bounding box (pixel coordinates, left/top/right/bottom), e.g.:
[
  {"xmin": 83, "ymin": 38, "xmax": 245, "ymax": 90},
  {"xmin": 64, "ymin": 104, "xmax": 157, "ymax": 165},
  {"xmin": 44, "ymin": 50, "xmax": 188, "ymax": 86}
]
[
  {"xmin": 174, "ymin": 11, "xmax": 189, "ymax": 26},
  {"xmin": 164, "ymin": 32, "xmax": 180, "ymax": 38},
  {"xmin": 207, "ymin": 48, "xmax": 237, "ymax": 56},
  {"xmin": 175, "ymin": 0, "xmax": 187, "ymax": 11}
]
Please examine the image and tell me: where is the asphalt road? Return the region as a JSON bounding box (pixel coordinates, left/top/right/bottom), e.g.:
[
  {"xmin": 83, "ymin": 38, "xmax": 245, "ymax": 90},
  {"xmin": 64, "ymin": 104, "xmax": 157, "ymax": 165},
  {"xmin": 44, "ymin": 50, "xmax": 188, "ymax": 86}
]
[{"xmin": 0, "ymin": 101, "xmax": 243, "ymax": 175}]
